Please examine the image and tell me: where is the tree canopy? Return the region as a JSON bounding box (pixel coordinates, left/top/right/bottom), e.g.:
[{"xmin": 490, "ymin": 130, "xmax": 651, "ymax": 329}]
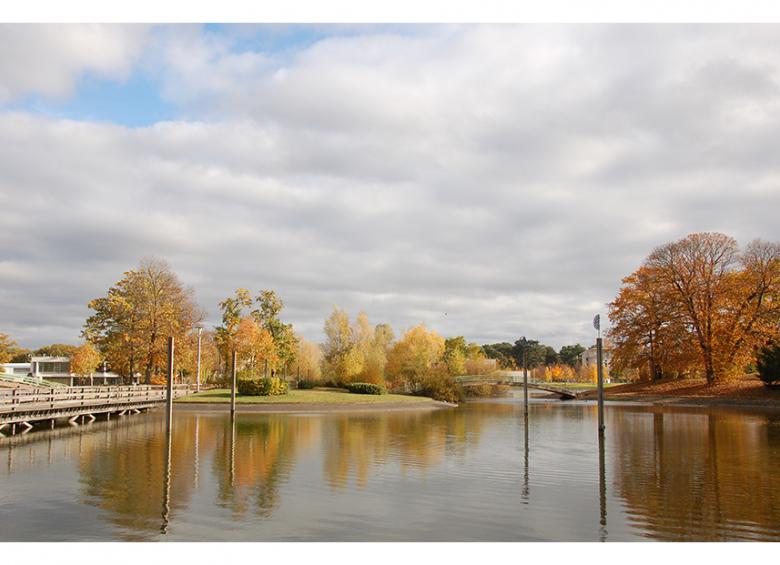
[
  {"xmin": 83, "ymin": 257, "xmax": 203, "ymax": 383},
  {"xmin": 609, "ymin": 232, "xmax": 780, "ymax": 383}
]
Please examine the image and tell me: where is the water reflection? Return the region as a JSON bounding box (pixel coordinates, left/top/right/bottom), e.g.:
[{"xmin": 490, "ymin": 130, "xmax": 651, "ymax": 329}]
[
  {"xmin": 522, "ymin": 413, "xmax": 529, "ymax": 504},
  {"xmin": 1, "ymin": 402, "xmax": 780, "ymax": 541},
  {"xmin": 598, "ymin": 432, "xmax": 607, "ymax": 542},
  {"xmin": 611, "ymin": 407, "xmax": 780, "ymax": 541}
]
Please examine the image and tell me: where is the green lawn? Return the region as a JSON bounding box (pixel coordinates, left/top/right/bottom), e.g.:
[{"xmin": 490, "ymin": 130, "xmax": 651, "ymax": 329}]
[{"xmin": 176, "ymin": 388, "xmax": 435, "ymax": 405}]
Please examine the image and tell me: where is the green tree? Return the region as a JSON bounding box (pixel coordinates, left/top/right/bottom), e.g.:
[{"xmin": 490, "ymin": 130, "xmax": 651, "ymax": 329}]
[
  {"xmin": 215, "ymin": 288, "xmax": 253, "ymax": 369},
  {"xmin": 252, "ymin": 290, "xmax": 298, "ymax": 376},
  {"xmin": 33, "ymin": 343, "xmax": 78, "ymax": 357},
  {"xmin": 756, "ymin": 342, "xmax": 780, "ymax": 387},
  {"xmin": 482, "ymin": 342, "xmax": 515, "ymax": 368},
  {"xmin": 512, "ymin": 337, "xmax": 547, "ymax": 368},
  {"xmin": 559, "ymin": 344, "xmax": 586, "ymax": 368}
]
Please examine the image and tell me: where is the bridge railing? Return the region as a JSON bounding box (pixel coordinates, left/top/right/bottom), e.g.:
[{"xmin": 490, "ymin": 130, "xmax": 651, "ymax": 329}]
[{"xmin": 0, "ymin": 384, "xmax": 194, "ymax": 413}]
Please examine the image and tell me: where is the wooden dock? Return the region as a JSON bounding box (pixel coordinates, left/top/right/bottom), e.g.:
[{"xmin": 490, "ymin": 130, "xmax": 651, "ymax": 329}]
[{"xmin": 0, "ymin": 385, "xmax": 193, "ymax": 435}]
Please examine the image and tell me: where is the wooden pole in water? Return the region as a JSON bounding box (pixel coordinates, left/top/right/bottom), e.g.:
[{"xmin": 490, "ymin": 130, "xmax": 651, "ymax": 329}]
[
  {"xmin": 596, "ymin": 337, "xmax": 605, "ymax": 434},
  {"xmin": 230, "ymin": 349, "xmax": 237, "ymax": 416},
  {"xmin": 523, "ymin": 350, "xmax": 529, "ymax": 416},
  {"xmin": 166, "ymin": 336, "xmax": 174, "ymax": 429}
]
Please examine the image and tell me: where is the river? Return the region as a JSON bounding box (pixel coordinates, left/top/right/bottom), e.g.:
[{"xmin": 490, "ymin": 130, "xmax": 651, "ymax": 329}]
[{"xmin": 1, "ymin": 394, "xmax": 779, "ymax": 541}]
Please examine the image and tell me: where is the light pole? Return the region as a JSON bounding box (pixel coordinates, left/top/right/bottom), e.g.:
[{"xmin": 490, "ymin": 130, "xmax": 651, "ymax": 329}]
[
  {"xmin": 594, "ymin": 314, "xmax": 605, "ymax": 435},
  {"xmin": 196, "ymin": 326, "xmax": 202, "ymax": 393}
]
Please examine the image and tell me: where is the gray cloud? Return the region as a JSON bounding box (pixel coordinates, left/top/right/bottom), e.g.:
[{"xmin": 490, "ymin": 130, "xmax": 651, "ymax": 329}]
[{"xmin": 1, "ymin": 24, "xmax": 780, "ymax": 349}]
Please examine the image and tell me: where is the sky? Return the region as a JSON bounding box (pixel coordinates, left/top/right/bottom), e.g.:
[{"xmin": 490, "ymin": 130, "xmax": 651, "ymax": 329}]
[{"xmin": 1, "ymin": 23, "xmax": 780, "ymax": 349}]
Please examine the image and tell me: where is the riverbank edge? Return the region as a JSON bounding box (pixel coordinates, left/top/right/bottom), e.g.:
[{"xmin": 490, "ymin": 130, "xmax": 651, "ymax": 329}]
[
  {"xmin": 174, "ymin": 399, "xmax": 458, "ymax": 413},
  {"xmin": 575, "ymin": 391, "xmax": 780, "ymax": 410}
]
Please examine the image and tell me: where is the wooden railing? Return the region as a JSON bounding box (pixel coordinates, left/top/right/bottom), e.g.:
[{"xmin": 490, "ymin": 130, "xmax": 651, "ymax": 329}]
[{"xmin": 0, "ymin": 384, "xmax": 193, "ymax": 414}]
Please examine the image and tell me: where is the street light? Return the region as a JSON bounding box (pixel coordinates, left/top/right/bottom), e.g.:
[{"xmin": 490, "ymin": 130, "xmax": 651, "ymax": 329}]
[{"xmin": 196, "ymin": 326, "xmax": 203, "ymax": 393}]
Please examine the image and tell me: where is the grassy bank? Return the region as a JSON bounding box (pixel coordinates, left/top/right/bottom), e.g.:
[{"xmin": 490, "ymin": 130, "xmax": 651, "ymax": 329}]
[
  {"xmin": 176, "ymin": 388, "xmax": 435, "ymax": 405},
  {"xmin": 579, "ymin": 374, "xmax": 780, "ymax": 406}
]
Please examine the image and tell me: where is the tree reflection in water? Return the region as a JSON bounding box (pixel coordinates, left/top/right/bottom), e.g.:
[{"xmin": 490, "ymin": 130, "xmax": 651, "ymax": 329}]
[
  {"xmin": 4, "ymin": 401, "xmax": 774, "ymax": 541},
  {"xmin": 611, "ymin": 407, "xmax": 780, "ymax": 541}
]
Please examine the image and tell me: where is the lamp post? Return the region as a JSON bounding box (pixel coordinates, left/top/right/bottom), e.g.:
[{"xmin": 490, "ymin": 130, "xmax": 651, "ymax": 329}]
[
  {"xmin": 594, "ymin": 314, "xmax": 605, "ymax": 435},
  {"xmin": 196, "ymin": 326, "xmax": 202, "ymax": 393}
]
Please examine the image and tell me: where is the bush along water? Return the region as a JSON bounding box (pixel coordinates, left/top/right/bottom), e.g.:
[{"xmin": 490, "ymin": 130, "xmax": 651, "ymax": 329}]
[
  {"xmin": 237, "ymin": 377, "xmax": 289, "ymax": 396},
  {"xmin": 296, "ymin": 379, "xmax": 319, "ymax": 390},
  {"xmin": 345, "ymin": 382, "xmax": 386, "ymax": 395}
]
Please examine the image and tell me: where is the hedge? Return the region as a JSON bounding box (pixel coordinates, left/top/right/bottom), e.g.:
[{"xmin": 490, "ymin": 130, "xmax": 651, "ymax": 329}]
[
  {"xmin": 345, "ymin": 382, "xmax": 386, "ymax": 395},
  {"xmin": 237, "ymin": 377, "xmax": 289, "ymax": 396},
  {"xmin": 296, "ymin": 379, "xmax": 319, "ymax": 390}
]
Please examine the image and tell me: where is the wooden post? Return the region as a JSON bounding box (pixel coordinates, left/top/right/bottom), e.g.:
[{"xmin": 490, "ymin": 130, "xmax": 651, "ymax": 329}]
[
  {"xmin": 196, "ymin": 327, "xmax": 202, "ymax": 393},
  {"xmin": 230, "ymin": 350, "xmax": 237, "ymax": 416},
  {"xmin": 523, "ymin": 350, "xmax": 529, "ymax": 416},
  {"xmin": 166, "ymin": 336, "xmax": 174, "ymax": 429},
  {"xmin": 597, "ymin": 337, "xmax": 605, "ymax": 434}
]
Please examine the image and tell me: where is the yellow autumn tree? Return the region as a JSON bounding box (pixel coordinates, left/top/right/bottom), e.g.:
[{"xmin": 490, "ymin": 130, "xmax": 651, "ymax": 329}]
[
  {"xmin": 290, "ymin": 336, "xmax": 323, "ymax": 381},
  {"xmin": 70, "ymin": 342, "xmax": 102, "ymax": 384},
  {"xmin": 83, "ymin": 258, "xmax": 203, "ymax": 384},
  {"xmin": 385, "ymin": 325, "xmax": 445, "ymax": 392},
  {"xmin": 0, "ymin": 333, "xmax": 18, "ymax": 364}
]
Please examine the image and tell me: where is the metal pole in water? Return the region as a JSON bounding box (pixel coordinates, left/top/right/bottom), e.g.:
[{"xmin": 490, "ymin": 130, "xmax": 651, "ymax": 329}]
[
  {"xmin": 230, "ymin": 349, "xmax": 237, "ymax": 416},
  {"xmin": 523, "ymin": 350, "xmax": 529, "ymax": 416},
  {"xmin": 598, "ymin": 429, "xmax": 607, "ymax": 541},
  {"xmin": 196, "ymin": 327, "xmax": 202, "ymax": 393},
  {"xmin": 596, "ymin": 336, "xmax": 605, "ymax": 434},
  {"xmin": 166, "ymin": 336, "xmax": 174, "ymax": 429}
]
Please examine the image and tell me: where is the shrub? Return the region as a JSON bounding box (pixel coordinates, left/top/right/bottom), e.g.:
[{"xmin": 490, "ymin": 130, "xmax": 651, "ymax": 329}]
[
  {"xmin": 237, "ymin": 377, "xmax": 289, "ymax": 396},
  {"xmin": 463, "ymin": 383, "xmax": 510, "ymax": 398},
  {"xmin": 296, "ymin": 379, "xmax": 319, "ymax": 390},
  {"xmin": 414, "ymin": 369, "xmax": 465, "ymax": 404},
  {"xmin": 345, "ymin": 382, "xmax": 386, "ymax": 395},
  {"xmin": 757, "ymin": 343, "xmax": 780, "ymax": 387}
]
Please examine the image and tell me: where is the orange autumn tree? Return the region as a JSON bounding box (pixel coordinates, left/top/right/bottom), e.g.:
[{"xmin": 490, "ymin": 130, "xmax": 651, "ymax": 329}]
[
  {"xmin": 609, "ymin": 233, "xmax": 780, "ymax": 384},
  {"xmin": 234, "ymin": 317, "xmax": 278, "ymax": 376},
  {"xmin": 609, "ymin": 265, "xmax": 698, "ymax": 381}
]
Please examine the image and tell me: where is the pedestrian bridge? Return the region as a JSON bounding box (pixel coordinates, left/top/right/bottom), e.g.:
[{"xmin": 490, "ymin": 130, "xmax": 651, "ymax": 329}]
[
  {"xmin": 0, "ymin": 384, "xmax": 193, "ymax": 435},
  {"xmin": 455, "ymin": 374, "xmax": 588, "ymax": 400}
]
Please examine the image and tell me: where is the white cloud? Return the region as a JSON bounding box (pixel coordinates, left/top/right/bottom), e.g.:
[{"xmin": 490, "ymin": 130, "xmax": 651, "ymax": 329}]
[
  {"xmin": 0, "ymin": 24, "xmax": 149, "ymax": 103},
  {"xmin": 1, "ymin": 24, "xmax": 780, "ymax": 349}
]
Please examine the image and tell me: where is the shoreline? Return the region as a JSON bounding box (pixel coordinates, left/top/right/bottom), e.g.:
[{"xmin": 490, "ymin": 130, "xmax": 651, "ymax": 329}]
[
  {"xmin": 533, "ymin": 374, "xmax": 780, "ymax": 411},
  {"xmin": 596, "ymin": 394, "xmax": 780, "ymax": 411},
  {"xmin": 174, "ymin": 399, "xmax": 458, "ymax": 413}
]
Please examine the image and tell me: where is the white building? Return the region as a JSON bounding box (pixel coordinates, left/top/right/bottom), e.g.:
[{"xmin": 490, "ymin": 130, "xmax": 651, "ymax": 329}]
[
  {"xmin": 1, "ymin": 362, "xmax": 31, "ymax": 378},
  {"xmin": 28, "ymin": 356, "xmax": 120, "ymax": 386}
]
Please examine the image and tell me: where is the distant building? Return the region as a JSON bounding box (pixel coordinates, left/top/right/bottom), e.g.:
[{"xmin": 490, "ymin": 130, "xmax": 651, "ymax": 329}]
[
  {"xmin": 28, "ymin": 356, "xmax": 120, "ymax": 386},
  {"xmin": 580, "ymin": 343, "xmax": 613, "ymax": 371},
  {"xmin": 1, "ymin": 362, "xmax": 31, "ymax": 377}
]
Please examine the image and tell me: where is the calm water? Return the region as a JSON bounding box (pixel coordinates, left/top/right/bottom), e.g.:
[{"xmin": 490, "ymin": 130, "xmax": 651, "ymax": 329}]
[{"xmin": 2, "ymin": 395, "xmax": 780, "ymax": 541}]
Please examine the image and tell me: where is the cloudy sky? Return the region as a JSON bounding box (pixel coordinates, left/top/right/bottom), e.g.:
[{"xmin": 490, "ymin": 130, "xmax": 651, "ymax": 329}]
[{"xmin": 1, "ymin": 23, "xmax": 779, "ymax": 349}]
